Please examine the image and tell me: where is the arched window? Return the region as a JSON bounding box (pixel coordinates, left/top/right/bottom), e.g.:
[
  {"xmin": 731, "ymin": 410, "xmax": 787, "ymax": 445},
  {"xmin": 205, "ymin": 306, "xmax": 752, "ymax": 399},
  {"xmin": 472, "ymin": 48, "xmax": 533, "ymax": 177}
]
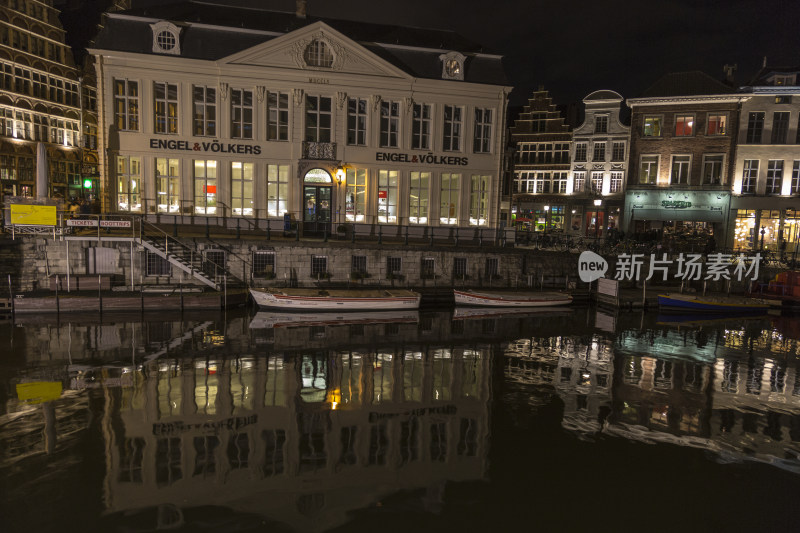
[{"xmin": 304, "ymin": 40, "xmax": 333, "ymax": 68}]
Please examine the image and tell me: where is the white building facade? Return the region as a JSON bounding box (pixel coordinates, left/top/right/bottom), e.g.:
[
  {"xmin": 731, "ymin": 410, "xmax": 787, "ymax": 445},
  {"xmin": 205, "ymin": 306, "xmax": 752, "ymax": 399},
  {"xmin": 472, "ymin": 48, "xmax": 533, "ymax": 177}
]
[{"xmin": 90, "ymin": 5, "xmax": 510, "ymax": 235}]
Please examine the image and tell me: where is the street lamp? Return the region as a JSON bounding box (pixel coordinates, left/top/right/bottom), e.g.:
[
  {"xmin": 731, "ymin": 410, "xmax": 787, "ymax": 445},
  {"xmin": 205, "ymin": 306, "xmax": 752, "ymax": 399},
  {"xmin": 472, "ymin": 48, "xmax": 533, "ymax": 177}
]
[{"xmin": 760, "ymin": 225, "xmax": 766, "ymax": 251}]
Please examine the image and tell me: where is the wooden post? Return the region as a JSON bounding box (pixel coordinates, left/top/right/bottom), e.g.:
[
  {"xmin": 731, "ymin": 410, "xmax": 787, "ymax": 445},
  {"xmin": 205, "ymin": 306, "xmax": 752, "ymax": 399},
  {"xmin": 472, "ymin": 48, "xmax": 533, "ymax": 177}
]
[
  {"xmin": 98, "ymin": 274, "xmax": 102, "ymax": 315},
  {"xmin": 55, "ymin": 275, "xmax": 60, "ymax": 315},
  {"xmin": 8, "ymin": 275, "xmax": 14, "ymax": 319}
]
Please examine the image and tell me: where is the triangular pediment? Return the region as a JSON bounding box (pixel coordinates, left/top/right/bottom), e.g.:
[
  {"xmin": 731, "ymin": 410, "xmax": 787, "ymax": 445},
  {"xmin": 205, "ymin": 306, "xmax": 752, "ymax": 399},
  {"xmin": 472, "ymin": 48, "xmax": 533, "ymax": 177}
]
[{"xmin": 220, "ymin": 22, "xmax": 411, "ymax": 80}]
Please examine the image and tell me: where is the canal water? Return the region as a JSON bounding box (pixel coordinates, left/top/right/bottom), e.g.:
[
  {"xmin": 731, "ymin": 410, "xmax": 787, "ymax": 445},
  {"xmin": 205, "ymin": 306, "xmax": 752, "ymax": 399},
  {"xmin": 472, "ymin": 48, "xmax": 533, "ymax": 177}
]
[{"xmin": 1, "ymin": 306, "xmax": 800, "ymax": 532}]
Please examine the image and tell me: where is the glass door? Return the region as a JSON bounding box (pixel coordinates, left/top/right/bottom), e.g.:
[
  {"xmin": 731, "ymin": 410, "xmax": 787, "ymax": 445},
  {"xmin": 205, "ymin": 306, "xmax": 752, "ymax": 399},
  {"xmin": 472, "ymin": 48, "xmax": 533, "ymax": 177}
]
[{"xmin": 303, "ymin": 186, "xmax": 332, "ymax": 236}]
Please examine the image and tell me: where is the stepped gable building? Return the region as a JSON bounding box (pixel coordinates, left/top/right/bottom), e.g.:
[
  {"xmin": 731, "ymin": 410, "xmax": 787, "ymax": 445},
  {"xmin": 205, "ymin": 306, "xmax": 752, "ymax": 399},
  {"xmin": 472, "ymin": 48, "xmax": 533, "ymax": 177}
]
[
  {"xmin": 731, "ymin": 63, "xmax": 800, "ymax": 253},
  {"xmin": 89, "ymin": 0, "xmax": 510, "ymax": 235},
  {"xmin": 509, "ymin": 88, "xmax": 572, "ymax": 236},
  {"xmin": 568, "ymin": 90, "xmax": 629, "ymax": 239},
  {"xmin": 0, "ymin": 0, "xmax": 100, "ymax": 204},
  {"xmin": 624, "ymin": 71, "xmax": 748, "ymax": 247}
]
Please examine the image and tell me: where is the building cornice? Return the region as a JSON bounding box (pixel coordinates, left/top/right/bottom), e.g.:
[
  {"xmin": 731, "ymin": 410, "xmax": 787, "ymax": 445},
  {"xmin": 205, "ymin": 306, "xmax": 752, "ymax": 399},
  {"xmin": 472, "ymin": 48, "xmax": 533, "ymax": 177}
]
[
  {"xmin": 741, "ymin": 86, "xmax": 800, "ymax": 95},
  {"xmin": 627, "ymin": 95, "xmax": 750, "ymax": 106}
]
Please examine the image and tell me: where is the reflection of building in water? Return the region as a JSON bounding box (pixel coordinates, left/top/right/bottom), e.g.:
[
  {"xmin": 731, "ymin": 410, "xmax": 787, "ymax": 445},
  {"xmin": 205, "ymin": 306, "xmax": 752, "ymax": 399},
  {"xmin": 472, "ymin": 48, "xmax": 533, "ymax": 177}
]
[
  {"xmin": 101, "ymin": 347, "xmax": 491, "ymax": 531},
  {"xmin": 711, "ymin": 356, "xmax": 800, "ymax": 470},
  {"xmin": 610, "ymin": 353, "xmax": 713, "ymax": 439},
  {"xmin": 504, "ymin": 334, "xmax": 613, "ymax": 436}
]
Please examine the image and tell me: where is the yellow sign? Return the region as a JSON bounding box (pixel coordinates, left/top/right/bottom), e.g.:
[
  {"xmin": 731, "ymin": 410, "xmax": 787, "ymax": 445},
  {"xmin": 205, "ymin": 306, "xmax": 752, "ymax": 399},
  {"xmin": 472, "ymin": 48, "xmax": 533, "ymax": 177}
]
[
  {"xmin": 16, "ymin": 381, "xmax": 63, "ymax": 404},
  {"xmin": 10, "ymin": 204, "xmax": 57, "ymax": 226}
]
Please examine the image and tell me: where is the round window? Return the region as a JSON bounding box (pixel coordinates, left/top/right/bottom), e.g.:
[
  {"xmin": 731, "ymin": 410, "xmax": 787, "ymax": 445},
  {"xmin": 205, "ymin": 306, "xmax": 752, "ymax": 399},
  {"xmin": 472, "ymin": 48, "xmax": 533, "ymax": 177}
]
[{"xmin": 156, "ymin": 31, "xmax": 176, "ymax": 51}]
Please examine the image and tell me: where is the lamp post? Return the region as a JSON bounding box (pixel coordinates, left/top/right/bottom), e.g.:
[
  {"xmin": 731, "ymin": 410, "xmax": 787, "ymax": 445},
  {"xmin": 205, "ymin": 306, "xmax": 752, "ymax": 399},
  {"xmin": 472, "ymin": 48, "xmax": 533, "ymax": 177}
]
[{"xmin": 760, "ymin": 225, "xmax": 766, "ymax": 251}]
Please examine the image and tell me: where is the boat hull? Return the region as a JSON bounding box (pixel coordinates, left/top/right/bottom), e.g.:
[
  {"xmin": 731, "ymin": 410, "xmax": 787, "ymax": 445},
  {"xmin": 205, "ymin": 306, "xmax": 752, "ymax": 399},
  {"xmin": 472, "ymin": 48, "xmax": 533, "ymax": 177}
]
[
  {"xmin": 250, "ymin": 310, "xmax": 419, "ymax": 328},
  {"xmin": 657, "ymin": 294, "xmax": 769, "ymax": 314},
  {"xmin": 249, "ymin": 288, "xmax": 421, "ymax": 311},
  {"xmin": 453, "ymin": 290, "xmax": 572, "ymax": 307}
]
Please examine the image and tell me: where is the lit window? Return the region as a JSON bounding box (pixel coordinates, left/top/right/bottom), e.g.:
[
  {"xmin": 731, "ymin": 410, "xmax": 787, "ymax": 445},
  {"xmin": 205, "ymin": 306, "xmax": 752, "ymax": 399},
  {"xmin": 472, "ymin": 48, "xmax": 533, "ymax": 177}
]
[
  {"xmin": 675, "ymin": 115, "xmax": 694, "ymax": 136},
  {"xmin": 304, "ymin": 40, "xmax": 333, "ymax": 68}
]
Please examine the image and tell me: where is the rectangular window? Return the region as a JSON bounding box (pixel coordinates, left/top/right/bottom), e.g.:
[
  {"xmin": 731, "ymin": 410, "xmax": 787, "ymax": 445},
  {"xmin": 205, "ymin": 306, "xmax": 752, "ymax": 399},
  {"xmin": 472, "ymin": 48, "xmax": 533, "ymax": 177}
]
[
  {"xmin": 643, "ymin": 116, "xmax": 662, "ymax": 136},
  {"xmin": 311, "ymin": 256, "xmax": 328, "ymax": 277},
  {"xmin": 552, "ymin": 171, "xmax": 568, "ymax": 193},
  {"xmin": 469, "ymin": 175, "xmax": 489, "ymax": 226},
  {"xmin": 421, "ymin": 258, "xmax": 435, "ymax": 278},
  {"xmin": 453, "ymin": 257, "xmax": 467, "ymax": 279},
  {"xmin": 193, "ymin": 160, "xmax": 217, "ymax": 214},
  {"xmin": 592, "ymin": 142, "xmax": 606, "ymax": 162},
  {"xmin": 117, "ymin": 156, "xmax": 141, "ymax": 212},
  {"xmin": 772, "ymin": 112, "xmax": 790, "ymax": 144},
  {"xmin": 443, "ymin": 105, "xmax": 462, "ymax": 151},
  {"xmin": 591, "ymin": 171, "xmax": 604, "ymax": 193},
  {"xmin": 707, "ymin": 114, "xmax": 727, "ymax": 135},
  {"xmin": 554, "ymin": 143, "xmax": 569, "ymax": 164},
  {"xmin": 345, "ymin": 168, "xmax": 367, "ymax": 222},
  {"xmin": 266, "ymin": 164, "xmax": 289, "ymax": 217},
  {"xmin": 409, "ymin": 171, "xmax": 430, "ymax": 224},
  {"xmin": 155, "ymin": 158, "xmax": 179, "ymax": 213},
  {"xmin": 380, "ymin": 100, "xmax": 399, "ymax": 148},
  {"xmin": 377, "ymin": 170, "xmax": 398, "ymax": 224},
  {"xmin": 305, "ymin": 95, "xmax": 331, "ymax": 142},
  {"xmin": 574, "ymin": 142, "xmax": 587, "ymax": 162},
  {"xmin": 532, "ymin": 172, "xmax": 550, "ymax": 193},
  {"xmin": 230, "ymin": 89, "xmax": 253, "ymax": 139},
  {"xmin": 412, "ymin": 103, "xmax": 431, "ymax": 150},
  {"xmin": 594, "ymin": 115, "xmax": 608, "ymax": 133},
  {"xmin": 741, "ymin": 160, "xmax": 758, "ymax": 194},
  {"xmin": 610, "ymin": 171, "xmax": 623, "ymax": 193},
  {"xmin": 440, "ymin": 173, "xmax": 460, "ymax": 225},
  {"xmin": 252, "ymin": 251, "xmax": 276, "ymax": 277},
  {"xmin": 192, "ymin": 85, "xmax": 216, "ymax": 136},
  {"xmin": 573, "ymin": 171, "xmax": 585, "ymax": 193},
  {"xmin": 791, "ymin": 161, "xmax": 800, "ymax": 195},
  {"xmin": 351, "ymin": 255, "xmax": 367, "ymax": 275},
  {"xmin": 702, "ymin": 155, "xmax": 724, "ymax": 185},
  {"xmin": 640, "ymin": 155, "xmax": 659, "ymax": 184},
  {"xmin": 114, "ymin": 79, "xmax": 139, "ymax": 131},
  {"xmin": 473, "ymin": 108, "xmax": 492, "ymax": 153},
  {"xmin": 484, "ymin": 258, "xmax": 499, "ymax": 278},
  {"xmin": 675, "ymin": 114, "xmax": 694, "ymax": 136},
  {"xmin": 766, "ymin": 160, "xmax": 784, "ymax": 194},
  {"xmin": 386, "ymin": 257, "xmax": 402, "ymax": 276},
  {"xmin": 154, "ymin": 82, "xmax": 178, "ymax": 134},
  {"xmin": 267, "ymin": 91, "xmax": 289, "ymax": 141},
  {"xmin": 746, "ymin": 112, "xmax": 764, "ymax": 143},
  {"xmin": 347, "ymin": 97, "xmax": 367, "ymax": 146},
  {"xmin": 671, "ymin": 155, "xmax": 690, "ymax": 184},
  {"xmin": 231, "ymin": 162, "xmax": 254, "ymax": 216},
  {"xmin": 146, "ymin": 251, "xmax": 170, "ymax": 276},
  {"xmin": 611, "ymin": 141, "xmax": 625, "ymax": 161}
]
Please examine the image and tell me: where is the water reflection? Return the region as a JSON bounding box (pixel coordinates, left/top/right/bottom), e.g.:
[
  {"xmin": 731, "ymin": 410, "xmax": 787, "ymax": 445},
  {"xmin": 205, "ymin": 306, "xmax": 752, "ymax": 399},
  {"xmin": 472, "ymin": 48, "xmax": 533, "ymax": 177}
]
[{"xmin": 2, "ymin": 307, "xmax": 800, "ymax": 531}]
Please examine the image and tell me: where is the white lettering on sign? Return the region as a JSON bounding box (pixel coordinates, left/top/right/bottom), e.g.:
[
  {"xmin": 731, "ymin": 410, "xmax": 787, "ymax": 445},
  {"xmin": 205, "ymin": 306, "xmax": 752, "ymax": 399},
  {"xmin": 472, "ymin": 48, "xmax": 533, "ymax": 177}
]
[{"xmin": 66, "ymin": 220, "xmax": 131, "ymax": 228}]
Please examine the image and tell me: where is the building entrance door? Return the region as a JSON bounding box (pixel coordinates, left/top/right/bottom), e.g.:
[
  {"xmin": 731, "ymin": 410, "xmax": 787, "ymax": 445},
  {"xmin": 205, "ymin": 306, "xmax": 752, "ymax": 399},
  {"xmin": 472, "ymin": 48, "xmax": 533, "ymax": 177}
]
[{"xmin": 303, "ymin": 185, "xmax": 332, "ymax": 236}]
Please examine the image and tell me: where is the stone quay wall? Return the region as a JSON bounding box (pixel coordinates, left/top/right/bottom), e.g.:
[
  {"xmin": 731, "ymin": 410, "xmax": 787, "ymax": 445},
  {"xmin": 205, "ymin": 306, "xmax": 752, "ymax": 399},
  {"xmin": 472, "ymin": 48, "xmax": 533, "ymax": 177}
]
[{"xmin": 8, "ymin": 237, "xmax": 585, "ymax": 292}]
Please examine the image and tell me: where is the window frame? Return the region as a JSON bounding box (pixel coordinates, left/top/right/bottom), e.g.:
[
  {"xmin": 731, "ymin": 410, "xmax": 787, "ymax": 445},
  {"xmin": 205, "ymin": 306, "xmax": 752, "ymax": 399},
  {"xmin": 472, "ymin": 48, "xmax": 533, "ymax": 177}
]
[
  {"xmin": 706, "ymin": 113, "xmax": 728, "ymax": 136},
  {"xmin": 412, "ymin": 103, "xmax": 431, "ymax": 150},
  {"xmin": 670, "ymin": 155, "xmax": 691, "ymax": 184},
  {"xmin": 442, "ymin": 105, "xmax": 462, "ymax": 152},
  {"xmin": 473, "ymin": 107, "xmax": 492, "ymax": 153},
  {"xmin": 267, "ymin": 91, "xmax": 289, "ymax": 141},
  {"xmin": 643, "ymin": 115, "xmax": 663, "ymax": 137},
  {"xmin": 701, "ymin": 154, "xmax": 724, "ymax": 186},
  {"xmin": 304, "ymin": 95, "xmax": 332, "ymax": 143},
  {"xmin": 114, "ymin": 78, "xmax": 139, "ymax": 132},
  {"xmin": 746, "ymin": 111, "xmax": 765, "ymax": 144},
  {"xmin": 766, "ymin": 160, "xmax": 784, "ymax": 195},
  {"xmin": 192, "ymin": 85, "xmax": 216, "ymax": 137},
  {"xmin": 380, "ymin": 100, "xmax": 400, "ymax": 148},
  {"xmin": 230, "ymin": 88, "xmax": 254, "ymax": 140},
  {"xmin": 347, "ymin": 97, "xmax": 367, "ymax": 146},
  {"xmin": 674, "ymin": 114, "xmax": 695, "ymax": 137},
  {"xmin": 639, "ymin": 155, "xmax": 659, "ymax": 185},
  {"xmin": 266, "ymin": 164, "xmax": 289, "ymax": 217},
  {"xmin": 439, "ymin": 172, "xmax": 460, "ymax": 225},
  {"xmin": 741, "ymin": 159, "xmax": 759, "ymax": 194},
  {"xmin": 153, "ymin": 81, "xmax": 179, "ymax": 135},
  {"xmin": 409, "ymin": 171, "xmax": 430, "ymax": 224}
]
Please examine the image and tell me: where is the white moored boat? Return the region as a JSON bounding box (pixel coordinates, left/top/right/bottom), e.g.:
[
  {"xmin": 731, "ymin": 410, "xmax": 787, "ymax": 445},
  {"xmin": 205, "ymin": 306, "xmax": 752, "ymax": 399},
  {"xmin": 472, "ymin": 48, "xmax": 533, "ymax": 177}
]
[
  {"xmin": 249, "ymin": 310, "xmax": 419, "ymax": 329},
  {"xmin": 453, "ymin": 289, "xmax": 572, "ymax": 308},
  {"xmin": 249, "ymin": 288, "xmax": 421, "ymax": 311}
]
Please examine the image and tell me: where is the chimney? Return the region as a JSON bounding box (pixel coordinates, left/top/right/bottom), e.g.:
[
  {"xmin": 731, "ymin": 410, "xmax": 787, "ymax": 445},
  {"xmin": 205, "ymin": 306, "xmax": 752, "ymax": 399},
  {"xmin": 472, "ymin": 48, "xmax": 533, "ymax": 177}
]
[
  {"xmin": 763, "ymin": 56, "xmax": 767, "ymax": 68},
  {"xmin": 723, "ymin": 64, "xmax": 737, "ymax": 84},
  {"xmin": 296, "ymin": 0, "xmax": 307, "ymax": 19}
]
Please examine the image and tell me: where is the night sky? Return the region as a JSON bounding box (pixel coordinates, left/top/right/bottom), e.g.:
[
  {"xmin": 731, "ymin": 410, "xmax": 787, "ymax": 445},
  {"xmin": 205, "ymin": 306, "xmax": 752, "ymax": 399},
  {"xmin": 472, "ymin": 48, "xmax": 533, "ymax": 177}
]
[{"xmin": 64, "ymin": 0, "xmax": 800, "ymax": 106}]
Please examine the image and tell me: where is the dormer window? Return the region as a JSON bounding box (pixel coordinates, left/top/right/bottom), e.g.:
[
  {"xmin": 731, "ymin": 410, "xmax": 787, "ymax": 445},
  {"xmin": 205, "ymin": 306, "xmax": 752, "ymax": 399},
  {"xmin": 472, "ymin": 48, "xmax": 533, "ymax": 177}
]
[
  {"xmin": 151, "ymin": 21, "xmax": 181, "ymax": 55},
  {"xmin": 304, "ymin": 39, "xmax": 333, "ymax": 68},
  {"xmin": 439, "ymin": 52, "xmax": 465, "ymax": 81}
]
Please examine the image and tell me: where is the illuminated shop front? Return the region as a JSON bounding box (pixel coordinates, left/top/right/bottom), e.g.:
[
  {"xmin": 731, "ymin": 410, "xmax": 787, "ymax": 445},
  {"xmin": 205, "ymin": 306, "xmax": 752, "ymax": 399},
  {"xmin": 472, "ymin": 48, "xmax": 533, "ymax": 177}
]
[
  {"xmin": 625, "ymin": 190, "xmax": 731, "ymax": 244},
  {"xmin": 733, "ymin": 208, "xmax": 800, "ymax": 253}
]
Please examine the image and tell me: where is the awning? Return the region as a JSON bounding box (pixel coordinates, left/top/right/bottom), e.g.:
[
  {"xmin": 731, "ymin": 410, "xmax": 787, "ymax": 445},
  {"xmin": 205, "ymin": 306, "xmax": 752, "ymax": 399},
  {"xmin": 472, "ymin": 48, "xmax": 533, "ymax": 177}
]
[{"xmin": 632, "ymin": 209, "xmax": 723, "ymax": 222}]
